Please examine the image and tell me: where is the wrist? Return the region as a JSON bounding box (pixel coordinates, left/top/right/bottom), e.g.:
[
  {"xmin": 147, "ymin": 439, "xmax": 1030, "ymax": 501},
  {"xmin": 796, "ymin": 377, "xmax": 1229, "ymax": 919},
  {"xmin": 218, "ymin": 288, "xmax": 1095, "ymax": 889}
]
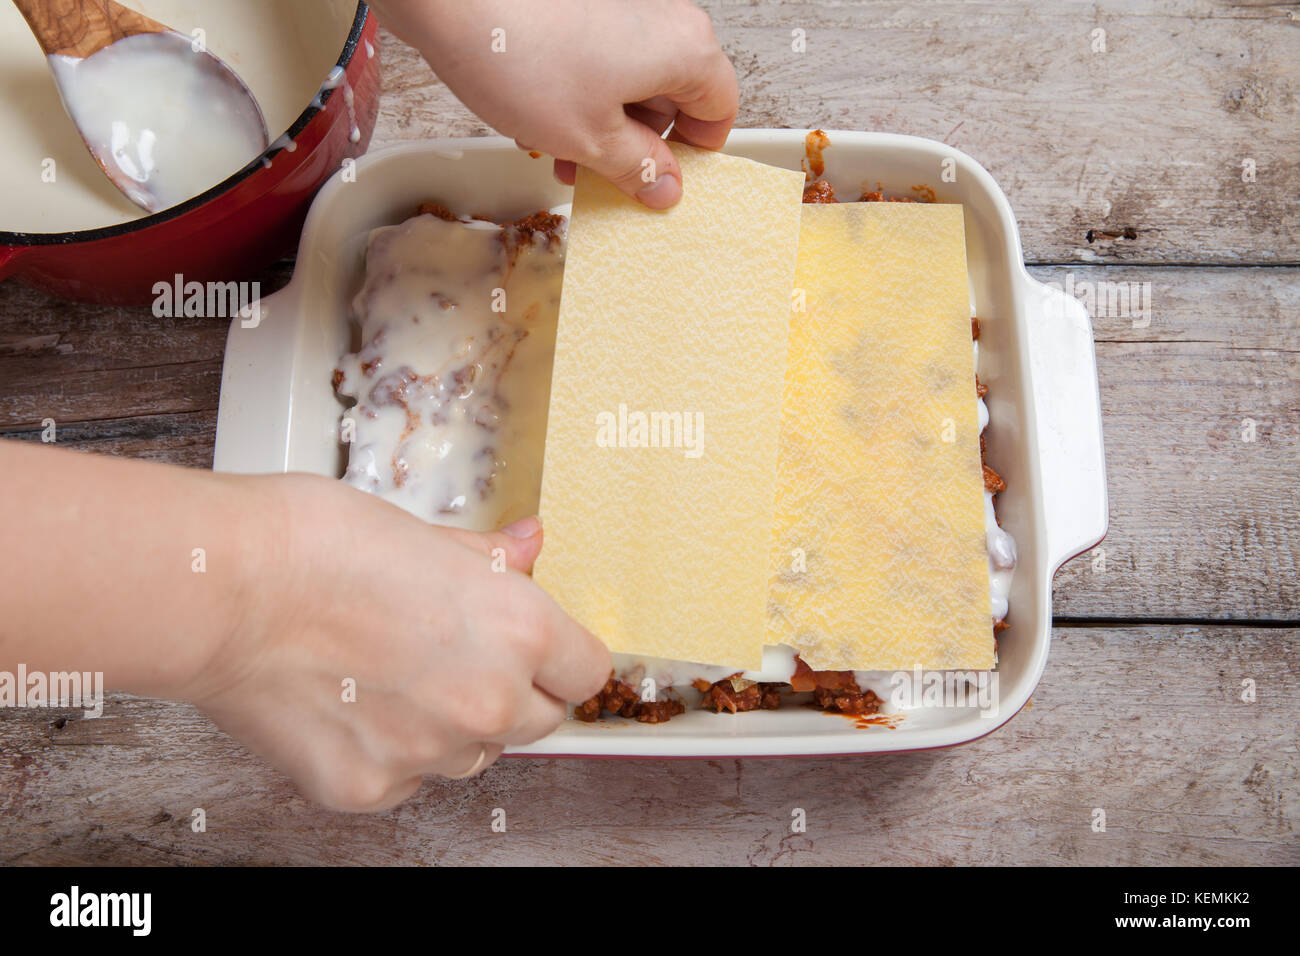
[{"xmin": 150, "ymin": 471, "xmax": 297, "ymax": 703}]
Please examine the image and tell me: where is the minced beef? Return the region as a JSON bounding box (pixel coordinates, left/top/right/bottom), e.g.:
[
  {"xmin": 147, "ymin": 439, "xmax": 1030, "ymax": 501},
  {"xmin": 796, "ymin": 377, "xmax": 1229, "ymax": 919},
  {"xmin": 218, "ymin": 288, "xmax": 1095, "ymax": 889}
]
[
  {"xmin": 789, "ymin": 657, "xmax": 882, "ymax": 715},
  {"xmin": 694, "ymin": 676, "xmax": 784, "ymax": 713},
  {"xmin": 574, "ymin": 675, "xmax": 686, "ymax": 724},
  {"xmin": 802, "ymin": 180, "xmax": 838, "ymax": 204},
  {"xmin": 983, "ymin": 464, "xmax": 1007, "ymax": 493}
]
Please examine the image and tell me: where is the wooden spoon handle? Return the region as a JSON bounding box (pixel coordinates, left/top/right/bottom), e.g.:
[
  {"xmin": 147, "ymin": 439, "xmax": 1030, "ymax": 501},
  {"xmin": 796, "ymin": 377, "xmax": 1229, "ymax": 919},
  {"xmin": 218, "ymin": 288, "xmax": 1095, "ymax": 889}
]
[{"xmin": 12, "ymin": 0, "xmax": 168, "ymax": 59}]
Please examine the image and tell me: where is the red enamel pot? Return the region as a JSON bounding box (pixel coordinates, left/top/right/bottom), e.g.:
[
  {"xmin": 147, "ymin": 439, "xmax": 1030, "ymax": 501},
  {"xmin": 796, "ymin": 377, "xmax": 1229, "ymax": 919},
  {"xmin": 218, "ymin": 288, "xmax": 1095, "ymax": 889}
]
[{"xmin": 0, "ymin": 3, "xmax": 381, "ymax": 306}]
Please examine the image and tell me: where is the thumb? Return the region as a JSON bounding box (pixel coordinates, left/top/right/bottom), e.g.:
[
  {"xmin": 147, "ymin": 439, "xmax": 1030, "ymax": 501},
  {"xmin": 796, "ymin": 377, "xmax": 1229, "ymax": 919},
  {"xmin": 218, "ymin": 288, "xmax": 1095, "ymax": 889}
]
[
  {"xmin": 584, "ymin": 116, "xmax": 682, "ymax": 209},
  {"xmin": 434, "ymin": 516, "xmax": 544, "ymax": 575}
]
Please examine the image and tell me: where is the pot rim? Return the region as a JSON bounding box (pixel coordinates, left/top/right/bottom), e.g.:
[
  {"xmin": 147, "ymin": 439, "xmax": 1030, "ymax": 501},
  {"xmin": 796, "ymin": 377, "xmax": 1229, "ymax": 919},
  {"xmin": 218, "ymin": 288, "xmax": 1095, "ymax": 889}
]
[{"xmin": 0, "ymin": 1, "xmax": 371, "ymax": 248}]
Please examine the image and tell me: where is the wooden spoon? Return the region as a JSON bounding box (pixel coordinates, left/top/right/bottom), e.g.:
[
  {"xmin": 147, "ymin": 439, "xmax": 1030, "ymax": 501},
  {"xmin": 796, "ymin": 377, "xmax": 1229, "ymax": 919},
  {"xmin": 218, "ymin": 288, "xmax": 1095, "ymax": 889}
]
[{"xmin": 13, "ymin": 0, "xmax": 270, "ymax": 212}]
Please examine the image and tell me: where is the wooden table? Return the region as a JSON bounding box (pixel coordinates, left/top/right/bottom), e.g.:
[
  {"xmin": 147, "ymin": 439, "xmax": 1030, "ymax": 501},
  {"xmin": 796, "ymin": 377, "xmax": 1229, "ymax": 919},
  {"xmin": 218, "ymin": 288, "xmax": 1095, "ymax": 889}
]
[{"xmin": 2, "ymin": 2, "xmax": 1296, "ymax": 865}]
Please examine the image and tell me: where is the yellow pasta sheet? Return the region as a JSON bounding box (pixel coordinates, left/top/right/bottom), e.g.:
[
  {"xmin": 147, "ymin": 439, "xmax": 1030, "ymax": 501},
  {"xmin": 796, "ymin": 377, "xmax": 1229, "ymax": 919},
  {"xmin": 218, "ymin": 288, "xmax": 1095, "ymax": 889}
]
[
  {"xmin": 768, "ymin": 202, "xmax": 992, "ymax": 671},
  {"xmin": 534, "ymin": 144, "xmax": 805, "ymax": 670}
]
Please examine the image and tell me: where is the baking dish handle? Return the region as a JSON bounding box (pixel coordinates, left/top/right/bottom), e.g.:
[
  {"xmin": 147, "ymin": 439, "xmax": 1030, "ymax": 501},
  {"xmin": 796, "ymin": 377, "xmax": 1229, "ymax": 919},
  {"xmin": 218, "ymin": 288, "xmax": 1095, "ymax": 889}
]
[{"xmin": 1021, "ymin": 272, "xmax": 1109, "ymax": 574}]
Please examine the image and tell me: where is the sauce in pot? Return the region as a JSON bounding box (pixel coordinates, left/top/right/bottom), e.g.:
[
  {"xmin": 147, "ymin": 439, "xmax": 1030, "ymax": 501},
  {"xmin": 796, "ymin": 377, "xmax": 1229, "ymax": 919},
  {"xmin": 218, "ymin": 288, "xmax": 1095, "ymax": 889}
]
[
  {"xmin": 48, "ymin": 31, "xmax": 268, "ymax": 213},
  {"xmin": 0, "ymin": 0, "xmax": 357, "ymax": 232}
]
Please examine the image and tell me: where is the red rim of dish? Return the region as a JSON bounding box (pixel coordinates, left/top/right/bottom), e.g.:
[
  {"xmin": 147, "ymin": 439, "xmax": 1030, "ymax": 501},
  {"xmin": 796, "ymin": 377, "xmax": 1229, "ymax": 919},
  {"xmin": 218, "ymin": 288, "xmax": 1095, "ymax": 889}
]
[{"xmin": 0, "ymin": 1, "xmax": 371, "ymax": 247}]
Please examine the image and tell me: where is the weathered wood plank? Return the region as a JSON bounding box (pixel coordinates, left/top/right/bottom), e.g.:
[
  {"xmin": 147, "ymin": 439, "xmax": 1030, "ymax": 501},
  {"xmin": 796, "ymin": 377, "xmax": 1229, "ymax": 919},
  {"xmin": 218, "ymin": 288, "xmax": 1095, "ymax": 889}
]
[
  {"xmin": 1, "ymin": 626, "xmax": 1294, "ymax": 865},
  {"xmin": 0, "ymin": 363, "xmax": 222, "ymax": 433},
  {"xmin": 0, "ymin": 413, "xmax": 217, "ymax": 468},
  {"xmin": 1028, "ymin": 266, "xmax": 1300, "ymax": 619},
  {"xmin": 373, "ymin": 0, "xmax": 1300, "ymax": 265},
  {"xmin": 0, "ymin": 264, "xmax": 292, "ymax": 432}
]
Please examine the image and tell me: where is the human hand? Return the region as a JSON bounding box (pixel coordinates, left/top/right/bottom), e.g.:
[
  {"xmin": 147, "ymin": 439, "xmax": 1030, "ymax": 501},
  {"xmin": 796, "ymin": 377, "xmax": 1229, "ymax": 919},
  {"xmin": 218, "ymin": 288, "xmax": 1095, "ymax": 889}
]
[
  {"xmin": 372, "ymin": 0, "xmax": 738, "ymax": 207},
  {"xmin": 185, "ymin": 473, "xmax": 610, "ymax": 812}
]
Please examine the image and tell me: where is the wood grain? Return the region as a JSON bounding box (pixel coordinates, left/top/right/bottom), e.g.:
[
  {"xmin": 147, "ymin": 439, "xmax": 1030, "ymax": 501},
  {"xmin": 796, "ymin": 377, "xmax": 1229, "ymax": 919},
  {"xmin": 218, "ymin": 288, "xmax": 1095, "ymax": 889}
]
[
  {"xmin": 1029, "ymin": 265, "xmax": 1300, "ymax": 620},
  {"xmin": 1, "ymin": 627, "xmax": 1294, "ymax": 866},
  {"xmin": 0, "ymin": 262, "xmax": 290, "ymax": 441},
  {"xmin": 373, "ymin": 3, "xmax": 1300, "ymax": 266}
]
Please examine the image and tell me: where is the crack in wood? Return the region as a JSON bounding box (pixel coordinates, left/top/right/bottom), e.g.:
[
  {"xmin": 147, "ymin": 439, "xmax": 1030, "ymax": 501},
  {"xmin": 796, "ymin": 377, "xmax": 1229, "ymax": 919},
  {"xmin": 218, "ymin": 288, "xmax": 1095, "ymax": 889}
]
[{"xmin": 1087, "ymin": 227, "xmax": 1141, "ymax": 243}]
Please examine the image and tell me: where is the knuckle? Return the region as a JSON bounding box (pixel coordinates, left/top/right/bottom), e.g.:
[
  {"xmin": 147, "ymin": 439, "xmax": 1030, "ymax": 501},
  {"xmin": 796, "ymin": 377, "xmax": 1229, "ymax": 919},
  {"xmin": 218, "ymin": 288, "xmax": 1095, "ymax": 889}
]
[
  {"xmin": 516, "ymin": 701, "xmax": 567, "ymax": 745},
  {"xmin": 677, "ymin": 3, "xmax": 719, "ymax": 48},
  {"xmin": 318, "ymin": 765, "xmax": 392, "ymax": 813},
  {"xmin": 622, "ymin": 153, "xmax": 660, "ymax": 187},
  {"xmin": 567, "ymin": 130, "xmax": 607, "ymax": 168},
  {"xmin": 502, "ymin": 585, "xmax": 550, "ymax": 659},
  {"xmin": 403, "ymin": 733, "xmax": 447, "ymax": 768},
  {"xmin": 513, "ymin": 616, "xmax": 550, "ymax": 662},
  {"xmin": 469, "ymin": 688, "xmax": 518, "ymax": 739},
  {"xmin": 442, "ymin": 681, "xmax": 490, "ymax": 736},
  {"xmin": 612, "ymin": 150, "xmax": 660, "ymax": 189},
  {"xmin": 587, "ymin": 127, "xmax": 657, "ymax": 186}
]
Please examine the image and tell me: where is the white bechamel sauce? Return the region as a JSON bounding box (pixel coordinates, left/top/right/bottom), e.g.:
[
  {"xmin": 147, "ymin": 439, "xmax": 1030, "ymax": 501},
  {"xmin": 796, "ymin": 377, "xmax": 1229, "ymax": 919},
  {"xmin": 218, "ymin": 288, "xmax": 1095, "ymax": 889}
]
[
  {"xmin": 985, "ymin": 491, "xmax": 1017, "ymax": 620},
  {"xmin": 1, "ymin": 0, "xmax": 356, "ymax": 232},
  {"xmin": 614, "ymin": 645, "xmax": 796, "ymax": 692},
  {"xmin": 48, "ymin": 32, "xmax": 267, "ymax": 213},
  {"xmin": 308, "ymin": 65, "xmax": 360, "ymax": 144},
  {"xmin": 344, "ymin": 83, "xmax": 360, "ymax": 143},
  {"xmin": 262, "ymin": 132, "xmax": 299, "ymax": 168},
  {"xmin": 313, "ymin": 64, "xmax": 344, "ymax": 101},
  {"xmin": 974, "ymin": 336, "xmax": 1017, "ymax": 622},
  {"xmin": 335, "ymin": 209, "xmax": 567, "ymax": 531}
]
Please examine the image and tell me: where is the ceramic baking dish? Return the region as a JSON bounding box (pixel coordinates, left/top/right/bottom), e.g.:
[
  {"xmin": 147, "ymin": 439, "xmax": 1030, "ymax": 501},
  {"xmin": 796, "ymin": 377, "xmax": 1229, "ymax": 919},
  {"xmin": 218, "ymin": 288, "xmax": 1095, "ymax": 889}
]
[{"xmin": 214, "ymin": 130, "xmax": 1108, "ymax": 757}]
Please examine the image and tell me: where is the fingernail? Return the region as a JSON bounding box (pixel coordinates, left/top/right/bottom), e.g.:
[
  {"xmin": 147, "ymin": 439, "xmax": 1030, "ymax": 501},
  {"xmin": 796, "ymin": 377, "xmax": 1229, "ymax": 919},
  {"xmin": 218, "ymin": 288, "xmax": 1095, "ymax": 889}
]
[
  {"xmin": 502, "ymin": 515, "xmax": 542, "ymax": 539},
  {"xmin": 636, "ymin": 174, "xmax": 681, "ymax": 208}
]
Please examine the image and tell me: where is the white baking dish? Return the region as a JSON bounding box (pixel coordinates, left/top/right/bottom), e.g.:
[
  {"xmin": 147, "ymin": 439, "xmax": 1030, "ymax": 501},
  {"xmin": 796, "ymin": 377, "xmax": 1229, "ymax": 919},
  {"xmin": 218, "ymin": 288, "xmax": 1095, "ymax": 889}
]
[{"xmin": 214, "ymin": 130, "xmax": 1108, "ymax": 757}]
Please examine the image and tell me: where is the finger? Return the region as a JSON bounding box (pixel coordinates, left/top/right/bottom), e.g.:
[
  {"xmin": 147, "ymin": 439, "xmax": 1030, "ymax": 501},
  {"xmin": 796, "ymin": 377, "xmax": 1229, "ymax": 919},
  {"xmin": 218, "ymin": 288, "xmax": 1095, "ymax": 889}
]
[
  {"xmin": 372, "ymin": 775, "xmax": 424, "ymax": 811},
  {"xmin": 435, "ymin": 742, "xmax": 504, "ymax": 779},
  {"xmin": 554, "ymin": 159, "xmax": 577, "ymax": 186},
  {"xmin": 666, "ymin": 51, "xmax": 739, "ymax": 150},
  {"xmin": 625, "ymin": 99, "xmax": 676, "ymax": 138},
  {"xmin": 482, "ymin": 685, "xmax": 568, "ymax": 747},
  {"xmin": 582, "ymin": 114, "xmax": 682, "ymax": 209},
  {"xmin": 526, "ymin": 583, "xmax": 612, "ymax": 702},
  {"xmin": 433, "ymin": 517, "xmax": 544, "ymax": 574}
]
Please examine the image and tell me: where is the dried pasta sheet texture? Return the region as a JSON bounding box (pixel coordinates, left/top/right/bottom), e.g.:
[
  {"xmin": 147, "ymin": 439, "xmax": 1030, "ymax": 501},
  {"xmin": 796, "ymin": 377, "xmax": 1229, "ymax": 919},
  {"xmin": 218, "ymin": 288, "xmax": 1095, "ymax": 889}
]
[
  {"xmin": 534, "ymin": 144, "xmax": 805, "ymax": 670},
  {"xmin": 768, "ymin": 202, "xmax": 993, "ymax": 671}
]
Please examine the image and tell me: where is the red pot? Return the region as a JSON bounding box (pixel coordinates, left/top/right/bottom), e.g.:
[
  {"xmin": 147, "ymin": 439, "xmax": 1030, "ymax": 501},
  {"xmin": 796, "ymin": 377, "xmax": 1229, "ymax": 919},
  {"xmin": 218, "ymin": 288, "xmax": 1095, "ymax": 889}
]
[{"xmin": 0, "ymin": 3, "xmax": 380, "ymax": 306}]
